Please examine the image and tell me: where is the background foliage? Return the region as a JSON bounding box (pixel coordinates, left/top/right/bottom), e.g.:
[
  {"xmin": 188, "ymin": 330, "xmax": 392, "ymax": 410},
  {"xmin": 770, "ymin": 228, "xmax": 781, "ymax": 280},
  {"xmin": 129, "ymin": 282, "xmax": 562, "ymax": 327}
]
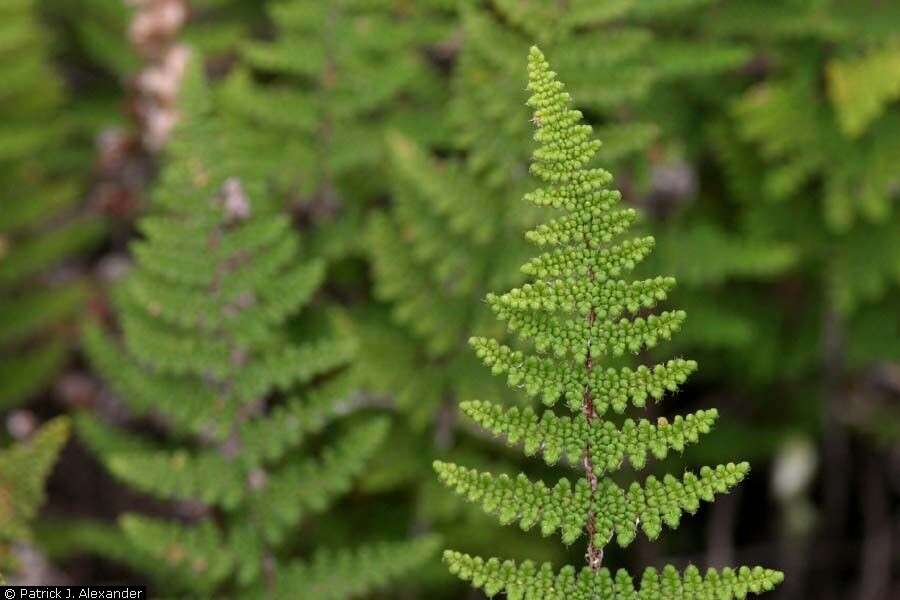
[{"xmin": 1, "ymin": 0, "xmax": 898, "ymax": 598}]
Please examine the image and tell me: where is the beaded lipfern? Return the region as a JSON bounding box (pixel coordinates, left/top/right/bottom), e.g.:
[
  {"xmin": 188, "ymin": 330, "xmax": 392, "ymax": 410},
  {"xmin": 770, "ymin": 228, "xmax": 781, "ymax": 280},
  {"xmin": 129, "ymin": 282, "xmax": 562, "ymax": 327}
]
[
  {"xmin": 78, "ymin": 62, "xmax": 437, "ymax": 597},
  {"xmin": 433, "ymin": 47, "xmax": 783, "ymax": 599}
]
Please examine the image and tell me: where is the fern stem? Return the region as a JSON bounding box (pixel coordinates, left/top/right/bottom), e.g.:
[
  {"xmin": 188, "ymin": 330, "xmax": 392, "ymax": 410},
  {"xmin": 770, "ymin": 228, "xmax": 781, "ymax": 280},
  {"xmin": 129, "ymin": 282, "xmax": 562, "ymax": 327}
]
[
  {"xmin": 205, "ymin": 179, "xmax": 278, "ymax": 590},
  {"xmin": 582, "ymin": 303, "xmax": 603, "ymax": 571}
]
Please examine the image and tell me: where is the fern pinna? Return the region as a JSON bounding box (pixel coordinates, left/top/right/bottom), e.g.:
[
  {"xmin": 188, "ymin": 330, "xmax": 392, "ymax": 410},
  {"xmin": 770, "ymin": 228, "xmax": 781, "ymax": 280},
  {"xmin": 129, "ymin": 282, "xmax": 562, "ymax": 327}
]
[
  {"xmin": 78, "ymin": 62, "xmax": 436, "ymax": 597},
  {"xmin": 433, "ymin": 47, "xmax": 784, "ymax": 599}
]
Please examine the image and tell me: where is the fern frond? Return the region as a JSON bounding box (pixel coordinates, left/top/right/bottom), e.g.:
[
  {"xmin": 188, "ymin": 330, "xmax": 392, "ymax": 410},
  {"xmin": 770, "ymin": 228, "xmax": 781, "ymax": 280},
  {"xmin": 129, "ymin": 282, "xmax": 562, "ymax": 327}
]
[
  {"xmin": 435, "ymin": 46, "xmax": 781, "ymax": 595},
  {"xmin": 81, "ymin": 58, "xmax": 436, "ymax": 594}
]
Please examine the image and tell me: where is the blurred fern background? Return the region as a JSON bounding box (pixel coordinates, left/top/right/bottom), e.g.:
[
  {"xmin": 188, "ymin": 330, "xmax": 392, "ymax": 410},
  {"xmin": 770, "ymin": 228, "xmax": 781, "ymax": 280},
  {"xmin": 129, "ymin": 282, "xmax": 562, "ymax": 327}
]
[{"xmin": 1, "ymin": 0, "xmax": 898, "ymax": 598}]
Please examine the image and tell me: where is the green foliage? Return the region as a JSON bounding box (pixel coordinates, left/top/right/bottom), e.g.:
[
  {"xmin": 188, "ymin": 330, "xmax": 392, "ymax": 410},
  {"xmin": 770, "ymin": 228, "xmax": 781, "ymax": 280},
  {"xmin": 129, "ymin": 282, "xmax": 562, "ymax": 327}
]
[
  {"xmin": 434, "ymin": 47, "xmax": 782, "ymax": 597},
  {"xmin": 187, "ymin": 1, "xmax": 270, "ymax": 58},
  {"xmin": 79, "ymin": 62, "xmax": 437, "ymax": 597},
  {"xmin": 362, "ymin": 0, "xmax": 753, "ymax": 431},
  {"xmin": 355, "ymin": 7, "xmax": 761, "ymax": 593},
  {"xmin": 219, "ymin": 0, "xmax": 454, "ymax": 262},
  {"xmin": 446, "ymin": 552, "xmax": 781, "ymax": 600},
  {"xmin": 248, "ymin": 536, "xmax": 442, "ymax": 600},
  {"xmin": 586, "ymin": 5, "xmax": 900, "ymax": 459},
  {"xmin": 638, "ymin": 217, "xmax": 806, "ymax": 385},
  {"xmin": 44, "ymin": 0, "xmax": 265, "ymax": 77},
  {"xmin": 451, "ymin": 0, "xmax": 749, "ymax": 188},
  {"xmin": 828, "ymin": 42, "xmax": 900, "ymax": 138},
  {"xmin": 355, "ymin": 42, "xmax": 548, "ymax": 587},
  {"xmin": 361, "ymin": 132, "xmax": 531, "ymax": 425},
  {"xmin": 0, "ymin": 0, "xmax": 105, "ymax": 410},
  {"xmin": 709, "ymin": 1, "xmax": 900, "ymax": 233},
  {"xmin": 733, "ymin": 70, "xmax": 900, "ymax": 233},
  {"xmin": 0, "ymin": 418, "xmax": 70, "ymax": 573},
  {"xmin": 462, "ymin": 401, "xmax": 719, "ymax": 471},
  {"xmin": 6, "ymin": 0, "xmax": 897, "ymax": 594},
  {"xmin": 43, "ymin": 0, "xmax": 135, "ymax": 76},
  {"xmin": 653, "ymin": 1, "xmax": 900, "ymax": 440}
]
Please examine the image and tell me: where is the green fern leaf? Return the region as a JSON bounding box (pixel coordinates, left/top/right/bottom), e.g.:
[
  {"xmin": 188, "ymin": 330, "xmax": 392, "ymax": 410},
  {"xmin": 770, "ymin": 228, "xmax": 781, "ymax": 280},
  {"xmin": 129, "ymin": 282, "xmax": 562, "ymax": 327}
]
[{"xmin": 435, "ymin": 46, "xmax": 781, "ymax": 596}]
